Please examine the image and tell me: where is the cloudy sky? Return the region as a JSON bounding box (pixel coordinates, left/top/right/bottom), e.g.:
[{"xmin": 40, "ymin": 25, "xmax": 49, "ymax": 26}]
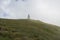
[{"xmin": 0, "ymin": 0, "xmax": 60, "ymax": 26}]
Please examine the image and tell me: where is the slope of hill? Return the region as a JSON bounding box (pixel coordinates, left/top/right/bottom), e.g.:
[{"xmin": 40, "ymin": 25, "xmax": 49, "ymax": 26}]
[{"xmin": 0, "ymin": 18, "xmax": 60, "ymax": 40}]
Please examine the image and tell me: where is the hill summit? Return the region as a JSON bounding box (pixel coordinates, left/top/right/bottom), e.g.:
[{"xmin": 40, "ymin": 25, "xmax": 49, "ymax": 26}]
[{"xmin": 0, "ymin": 19, "xmax": 60, "ymax": 40}]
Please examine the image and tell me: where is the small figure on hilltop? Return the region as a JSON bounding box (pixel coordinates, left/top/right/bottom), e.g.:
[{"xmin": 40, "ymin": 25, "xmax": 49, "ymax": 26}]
[{"xmin": 28, "ymin": 14, "xmax": 30, "ymax": 19}]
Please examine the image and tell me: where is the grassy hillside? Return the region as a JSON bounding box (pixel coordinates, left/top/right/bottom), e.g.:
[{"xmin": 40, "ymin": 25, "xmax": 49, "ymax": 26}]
[{"xmin": 0, "ymin": 18, "xmax": 60, "ymax": 40}]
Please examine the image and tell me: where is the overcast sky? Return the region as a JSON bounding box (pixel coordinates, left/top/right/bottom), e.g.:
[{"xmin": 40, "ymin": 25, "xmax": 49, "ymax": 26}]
[{"xmin": 0, "ymin": 0, "xmax": 60, "ymax": 26}]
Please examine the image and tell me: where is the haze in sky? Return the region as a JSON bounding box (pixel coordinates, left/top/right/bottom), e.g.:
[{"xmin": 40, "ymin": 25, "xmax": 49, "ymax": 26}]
[{"xmin": 0, "ymin": 0, "xmax": 60, "ymax": 26}]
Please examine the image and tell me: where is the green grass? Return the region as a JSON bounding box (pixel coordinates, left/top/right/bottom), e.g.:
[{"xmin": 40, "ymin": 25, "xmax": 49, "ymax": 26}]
[{"xmin": 0, "ymin": 18, "xmax": 60, "ymax": 40}]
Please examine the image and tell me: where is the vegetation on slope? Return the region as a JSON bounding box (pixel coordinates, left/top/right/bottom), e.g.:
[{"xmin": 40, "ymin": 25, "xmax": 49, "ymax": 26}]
[{"xmin": 0, "ymin": 19, "xmax": 60, "ymax": 40}]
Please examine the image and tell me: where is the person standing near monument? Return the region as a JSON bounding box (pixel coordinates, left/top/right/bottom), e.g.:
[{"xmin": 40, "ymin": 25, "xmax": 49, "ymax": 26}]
[{"xmin": 28, "ymin": 14, "xmax": 30, "ymax": 19}]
